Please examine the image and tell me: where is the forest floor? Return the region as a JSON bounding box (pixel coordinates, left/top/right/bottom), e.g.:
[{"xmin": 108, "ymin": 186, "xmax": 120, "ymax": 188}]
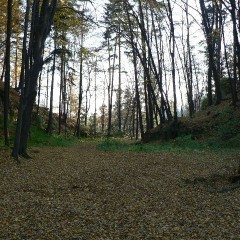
[{"xmin": 0, "ymin": 142, "xmax": 240, "ymax": 239}]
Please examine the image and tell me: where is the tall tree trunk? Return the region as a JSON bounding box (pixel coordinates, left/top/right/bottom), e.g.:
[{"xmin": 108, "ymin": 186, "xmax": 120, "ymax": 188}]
[
  {"xmin": 229, "ymin": 2, "xmax": 239, "ymax": 107},
  {"xmin": 4, "ymin": 0, "xmax": 13, "ymax": 146},
  {"xmin": 12, "ymin": 0, "xmax": 58, "ymax": 158},
  {"xmin": 126, "ymin": 3, "xmax": 144, "ymax": 139},
  {"xmin": 94, "ymin": 64, "xmax": 97, "ymax": 137},
  {"xmin": 14, "ymin": 44, "xmax": 18, "ymax": 89},
  {"xmin": 185, "ymin": 0, "xmax": 194, "ymax": 117},
  {"xmin": 75, "ymin": 33, "xmax": 84, "ymax": 138},
  {"xmin": 166, "ymin": 0, "xmax": 177, "ymax": 120},
  {"xmin": 46, "ymin": 67, "xmax": 49, "ymax": 107},
  {"xmin": 107, "ymin": 37, "xmax": 117, "ymax": 137},
  {"xmin": 117, "ymin": 26, "xmax": 122, "ymax": 133},
  {"xmin": 46, "ymin": 42, "xmax": 56, "ymax": 134},
  {"xmin": 12, "ymin": 0, "xmax": 30, "ymax": 159},
  {"xmin": 152, "ymin": 14, "xmax": 166, "ymax": 123}
]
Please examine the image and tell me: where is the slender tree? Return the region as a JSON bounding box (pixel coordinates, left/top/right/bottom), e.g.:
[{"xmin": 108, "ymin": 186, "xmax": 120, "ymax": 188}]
[
  {"xmin": 46, "ymin": 41, "xmax": 57, "ymax": 134},
  {"xmin": 4, "ymin": 0, "xmax": 13, "ymax": 146},
  {"xmin": 166, "ymin": 0, "xmax": 178, "ymax": 120}
]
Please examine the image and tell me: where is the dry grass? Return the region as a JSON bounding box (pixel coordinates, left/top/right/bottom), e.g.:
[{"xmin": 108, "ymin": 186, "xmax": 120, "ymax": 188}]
[{"xmin": 0, "ymin": 142, "xmax": 240, "ymax": 239}]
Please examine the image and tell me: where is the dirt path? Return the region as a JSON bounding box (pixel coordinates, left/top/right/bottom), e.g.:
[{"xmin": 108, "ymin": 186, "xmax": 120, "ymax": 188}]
[{"xmin": 0, "ymin": 143, "xmax": 240, "ymax": 239}]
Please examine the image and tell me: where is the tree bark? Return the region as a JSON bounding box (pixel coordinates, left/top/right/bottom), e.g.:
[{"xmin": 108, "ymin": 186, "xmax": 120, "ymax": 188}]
[
  {"xmin": 12, "ymin": 0, "xmax": 58, "ymax": 158},
  {"xmin": 46, "ymin": 42, "xmax": 56, "ymax": 134},
  {"xmin": 75, "ymin": 32, "xmax": 84, "ymax": 138},
  {"xmin": 12, "ymin": 0, "xmax": 30, "ymax": 159},
  {"xmin": 4, "ymin": 0, "xmax": 13, "ymax": 146}
]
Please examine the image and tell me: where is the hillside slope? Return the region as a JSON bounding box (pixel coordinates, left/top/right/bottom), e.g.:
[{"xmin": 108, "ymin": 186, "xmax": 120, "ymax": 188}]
[{"xmin": 143, "ymin": 99, "xmax": 240, "ymax": 148}]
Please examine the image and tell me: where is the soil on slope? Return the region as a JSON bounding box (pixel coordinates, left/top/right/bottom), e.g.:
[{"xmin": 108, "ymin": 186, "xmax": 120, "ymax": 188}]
[{"xmin": 0, "ymin": 142, "xmax": 240, "ymax": 239}]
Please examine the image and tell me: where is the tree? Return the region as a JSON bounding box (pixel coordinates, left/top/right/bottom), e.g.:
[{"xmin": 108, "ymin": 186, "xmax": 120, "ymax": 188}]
[
  {"xmin": 199, "ymin": 0, "xmax": 222, "ymax": 105},
  {"xmin": 46, "ymin": 43, "xmax": 57, "ymax": 134},
  {"xmin": 220, "ymin": 0, "xmax": 239, "ymax": 107},
  {"xmin": 12, "ymin": 0, "xmax": 58, "ymax": 159},
  {"xmin": 4, "ymin": 0, "xmax": 13, "ymax": 146},
  {"xmin": 166, "ymin": 0, "xmax": 178, "ymax": 120},
  {"xmin": 125, "ymin": 1, "xmax": 144, "ymax": 138}
]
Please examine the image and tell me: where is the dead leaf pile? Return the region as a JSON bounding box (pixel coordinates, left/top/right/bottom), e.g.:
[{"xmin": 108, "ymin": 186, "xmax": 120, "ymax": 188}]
[{"xmin": 0, "ymin": 143, "xmax": 240, "ymax": 239}]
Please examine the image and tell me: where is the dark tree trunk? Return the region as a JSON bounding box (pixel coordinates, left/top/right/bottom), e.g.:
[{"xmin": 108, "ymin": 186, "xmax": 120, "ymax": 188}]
[
  {"xmin": 4, "ymin": 0, "xmax": 13, "ymax": 146},
  {"xmin": 46, "ymin": 43, "xmax": 56, "ymax": 134},
  {"xmin": 58, "ymin": 50, "xmax": 64, "ymax": 134},
  {"xmin": 185, "ymin": 0, "xmax": 194, "ymax": 117},
  {"xmin": 12, "ymin": 0, "xmax": 58, "ymax": 158},
  {"xmin": 75, "ymin": 33, "xmax": 84, "ymax": 138},
  {"xmin": 117, "ymin": 27, "xmax": 122, "ymax": 133},
  {"xmin": 228, "ymin": 2, "xmax": 239, "ymax": 107},
  {"xmin": 12, "ymin": 0, "xmax": 30, "ymax": 159},
  {"xmin": 166, "ymin": 0, "xmax": 177, "ymax": 120},
  {"xmin": 107, "ymin": 37, "xmax": 117, "ymax": 137}
]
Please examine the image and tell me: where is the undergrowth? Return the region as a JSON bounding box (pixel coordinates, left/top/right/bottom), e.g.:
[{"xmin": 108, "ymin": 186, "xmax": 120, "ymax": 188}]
[
  {"xmin": 97, "ymin": 135, "xmax": 240, "ymax": 153},
  {"xmin": 29, "ymin": 126, "xmax": 78, "ymax": 147}
]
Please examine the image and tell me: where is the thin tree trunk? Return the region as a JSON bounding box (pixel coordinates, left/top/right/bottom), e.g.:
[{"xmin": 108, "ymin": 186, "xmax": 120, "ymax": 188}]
[
  {"xmin": 107, "ymin": 37, "xmax": 117, "ymax": 137},
  {"xmin": 94, "ymin": 64, "xmax": 97, "ymax": 137},
  {"xmin": 185, "ymin": 0, "xmax": 194, "ymax": 117},
  {"xmin": 59, "ymin": 50, "xmax": 64, "ymax": 134},
  {"xmin": 117, "ymin": 27, "xmax": 122, "ymax": 132},
  {"xmin": 14, "ymin": 45, "xmax": 18, "ymax": 88},
  {"xmin": 46, "ymin": 67, "xmax": 49, "ymax": 107},
  {"xmin": 75, "ymin": 33, "xmax": 84, "ymax": 138},
  {"xmin": 0, "ymin": 60, "xmax": 5, "ymax": 82},
  {"xmin": 46, "ymin": 42, "xmax": 56, "ymax": 134},
  {"xmin": 36, "ymin": 71, "xmax": 42, "ymax": 115},
  {"xmin": 167, "ymin": 0, "xmax": 177, "ymax": 120},
  {"xmin": 4, "ymin": 0, "xmax": 13, "ymax": 146}
]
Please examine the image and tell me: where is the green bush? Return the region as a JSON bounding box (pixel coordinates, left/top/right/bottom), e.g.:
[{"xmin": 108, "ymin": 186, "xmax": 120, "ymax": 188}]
[{"xmin": 97, "ymin": 136, "xmax": 208, "ymax": 152}]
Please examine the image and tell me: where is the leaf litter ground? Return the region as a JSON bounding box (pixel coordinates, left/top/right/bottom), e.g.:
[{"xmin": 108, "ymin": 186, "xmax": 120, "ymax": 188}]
[{"xmin": 0, "ymin": 143, "xmax": 240, "ymax": 239}]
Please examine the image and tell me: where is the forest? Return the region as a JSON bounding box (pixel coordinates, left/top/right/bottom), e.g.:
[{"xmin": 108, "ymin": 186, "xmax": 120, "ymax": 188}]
[
  {"xmin": 0, "ymin": 0, "xmax": 240, "ymax": 153},
  {"xmin": 0, "ymin": 0, "xmax": 240, "ymax": 239}
]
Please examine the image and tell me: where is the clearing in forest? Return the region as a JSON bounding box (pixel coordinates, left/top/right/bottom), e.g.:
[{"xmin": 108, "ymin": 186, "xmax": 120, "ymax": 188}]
[{"xmin": 0, "ymin": 142, "xmax": 240, "ymax": 239}]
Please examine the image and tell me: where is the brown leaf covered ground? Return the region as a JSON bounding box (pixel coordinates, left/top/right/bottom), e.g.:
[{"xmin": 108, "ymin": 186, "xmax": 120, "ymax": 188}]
[{"xmin": 0, "ymin": 143, "xmax": 240, "ymax": 239}]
